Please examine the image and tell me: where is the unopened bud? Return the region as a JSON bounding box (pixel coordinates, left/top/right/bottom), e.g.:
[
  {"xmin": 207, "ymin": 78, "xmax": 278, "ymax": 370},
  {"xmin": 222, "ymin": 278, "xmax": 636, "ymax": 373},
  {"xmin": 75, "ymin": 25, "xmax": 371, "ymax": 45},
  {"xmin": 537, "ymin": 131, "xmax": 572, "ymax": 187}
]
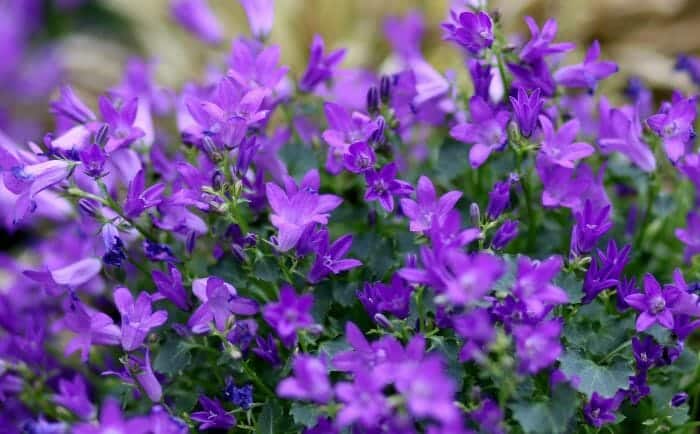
[
  {"xmin": 366, "ymin": 86, "xmax": 379, "ymax": 115},
  {"xmin": 94, "ymin": 123, "xmax": 110, "ymax": 146},
  {"xmin": 470, "ymin": 202, "xmax": 481, "ymax": 227},
  {"xmin": 379, "ymin": 75, "xmax": 392, "ymax": 104}
]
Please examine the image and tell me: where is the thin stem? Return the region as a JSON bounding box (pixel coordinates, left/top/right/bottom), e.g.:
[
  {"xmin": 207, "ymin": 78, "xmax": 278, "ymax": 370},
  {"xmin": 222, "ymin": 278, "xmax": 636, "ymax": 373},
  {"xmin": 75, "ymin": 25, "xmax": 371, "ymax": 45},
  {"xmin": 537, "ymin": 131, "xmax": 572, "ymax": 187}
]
[{"xmin": 241, "ymin": 361, "xmax": 275, "ymax": 398}]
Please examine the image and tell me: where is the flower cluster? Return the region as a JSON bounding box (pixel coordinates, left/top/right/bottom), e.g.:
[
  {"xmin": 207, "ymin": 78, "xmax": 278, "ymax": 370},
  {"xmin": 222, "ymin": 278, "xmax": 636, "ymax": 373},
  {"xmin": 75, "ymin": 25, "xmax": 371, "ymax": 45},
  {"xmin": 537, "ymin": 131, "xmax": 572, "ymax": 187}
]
[{"xmin": 3, "ymin": 1, "xmax": 700, "ymax": 433}]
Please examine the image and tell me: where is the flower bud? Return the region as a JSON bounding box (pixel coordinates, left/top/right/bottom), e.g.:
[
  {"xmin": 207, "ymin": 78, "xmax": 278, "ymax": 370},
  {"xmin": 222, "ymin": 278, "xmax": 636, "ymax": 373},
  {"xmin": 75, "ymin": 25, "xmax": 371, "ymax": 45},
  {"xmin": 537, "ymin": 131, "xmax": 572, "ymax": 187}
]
[
  {"xmin": 78, "ymin": 198, "xmax": 100, "ymax": 218},
  {"xmin": 211, "ymin": 170, "xmax": 224, "ymax": 191},
  {"xmin": 491, "ymin": 220, "xmax": 519, "ymax": 250},
  {"xmin": 379, "ymin": 75, "xmax": 392, "ymax": 104},
  {"xmin": 94, "ymin": 123, "xmax": 110, "ymax": 146},
  {"xmin": 671, "ymin": 392, "xmax": 689, "ymax": 407},
  {"xmin": 366, "ymin": 86, "xmax": 379, "ymax": 115},
  {"xmin": 373, "ymin": 313, "xmax": 393, "ymax": 330},
  {"xmin": 470, "ymin": 202, "xmax": 481, "ymax": 226}
]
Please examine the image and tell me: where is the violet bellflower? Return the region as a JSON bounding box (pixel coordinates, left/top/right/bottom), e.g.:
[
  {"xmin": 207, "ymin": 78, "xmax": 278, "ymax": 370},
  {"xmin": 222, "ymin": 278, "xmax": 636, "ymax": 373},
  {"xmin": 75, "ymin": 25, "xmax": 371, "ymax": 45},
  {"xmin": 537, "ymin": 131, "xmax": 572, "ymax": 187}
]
[
  {"xmin": 276, "ymin": 355, "xmax": 332, "ymax": 404},
  {"xmin": 170, "ymin": 0, "xmax": 224, "ymax": 45},
  {"xmin": 625, "ymin": 274, "xmax": 680, "ymax": 331},
  {"xmin": 123, "ymin": 169, "xmax": 165, "ymax": 219},
  {"xmin": 266, "ymin": 169, "xmax": 342, "ymax": 252},
  {"xmin": 322, "ymin": 102, "xmax": 378, "ymax": 174},
  {"xmin": 508, "ymin": 58, "xmax": 557, "ymax": 97},
  {"xmin": 510, "ymin": 87, "xmax": 544, "ymax": 138},
  {"xmin": 357, "ymin": 274, "xmax": 413, "ymax": 320},
  {"xmin": 120, "ymin": 348, "xmax": 163, "ymax": 402},
  {"xmin": 364, "ymin": 162, "xmax": 414, "ymax": 212},
  {"xmin": 98, "ymin": 96, "xmax": 145, "ymax": 153},
  {"xmin": 485, "ymin": 178, "xmax": 512, "ymax": 220},
  {"xmin": 676, "ymin": 211, "xmax": 700, "ymax": 262},
  {"xmin": 598, "ymin": 98, "xmax": 656, "ymax": 172},
  {"xmin": 675, "ymin": 54, "xmax": 700, "ymax": 86},
  {"xmin": 570, "ymin": 202, "xmax": 613, "ymax": 256},
  {"xmin": 307, "ymin": 230, "xmax": 362, "ymax": 283},
  {"xmin": 519, "ymin": 17, "xmax": 575, "ymax": 63},
  {"xmin": 262, "ymin": 285, "xmax": 316, "ymax": 347},
  {"xmin": 227, "ymin": 40, "xmax": 289, "ymax": 92},
  {"xmin": 468, "ymin": 59, "xmax": 493, "ymax": 101},
  {"xmin": 73, "ymin": 398, "xmax": 150, "ymax": 434},
  {"xmin": 52, "ymin": 375, "xmax": 95, "ymax": 420},
  {"xmin": 23, "ymin": 257, "xmax": 102, "ymax": 296},
  {"xmin": 253, "ymin": 334, "xmax": 281, "ymax": 366},
  {"xmin": 582, "ymin": 240, "xmax": 631, "ymax": 303},
  {"xmin": 453, "ymin": 308, "xmax": 495, "ymax": 362},
  {"xmin": 491, "ymin": 220, "xmax": 519, "ymax": 250},
  {"xmin": 343, "ymin": 141, "xmax": 376, "ymax": 173},
  {"xmin": 450, "ymin": 96, "xmax": 510, "ymax": 168},
  {"xmin": 238, "ymin": 0, "xmax": 274, "ymax": 40},
  {"xmin": 513, "ymin": 318, "xmax": 563, "ymax": 374},
  {"xmin": 512, "ymin": 255, "xmax": 568, "ymax": 317},
  {"xmin": 188, "ymin": 277, "xmax": 258, "ymax": 333},
  {"xmin": 441, "ymin": 10, "xmax": 493, "ymax": 55},
  {"xmin": 554, "ymin": 40, "xmax": 618, "ymax": 92},
  {"xmin": 538, "ymin": 115, "xmax": 595, "ymax": 168},
  {"xmin": 583, "ymin": 392, "xmax": 624, "ymax": 428},
  {"xmin": 299, "ymin": 34, "xmax": 346, "ymax": 93},
  {"xmin": 400, "ymin": 175, "xmax": 462, "ymax": 232},
  {"xmin": 190, "ymin": 395, "xmax": 236, "ymax": 430},
  {"xmin": 224, "ymin": 379, "xmax": 253, "ymax": 410},
  {"xmin": 384, "ymin": 10, "xmax": 425, "ymax": 62},
  {"xmin": 151, "ymin": 264, "xmax": 190, "ymax": 311},
  {"xmin": 647, "ymin": 94, "xmax": 697, "ymax": 163},
  {"xmin": 632, "ymin": 335, "xmax": 662, "ymax": 372},
  {"xmin": 63, "ymin": 294, "xmax": 121, "ymax": 362},
  {"xmin": 50, "ymin": 85, "xmax": 97, "ymax": 126},
  {"xmin": 334, "ymin": 371, "xmax": 391, "ymax": 428},
  {"xmin": 113, "ymin": 287, "xmax": 168, "ymax": 351}
]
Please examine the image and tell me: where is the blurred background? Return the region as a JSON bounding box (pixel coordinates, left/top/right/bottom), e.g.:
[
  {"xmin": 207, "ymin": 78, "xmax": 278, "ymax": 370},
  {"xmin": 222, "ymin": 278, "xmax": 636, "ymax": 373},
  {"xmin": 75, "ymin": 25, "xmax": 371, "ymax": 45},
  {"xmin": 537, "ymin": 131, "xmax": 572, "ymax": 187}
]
[{"xmin": 4, "ymin": 0, "xmax": 700, "ymax": 143}]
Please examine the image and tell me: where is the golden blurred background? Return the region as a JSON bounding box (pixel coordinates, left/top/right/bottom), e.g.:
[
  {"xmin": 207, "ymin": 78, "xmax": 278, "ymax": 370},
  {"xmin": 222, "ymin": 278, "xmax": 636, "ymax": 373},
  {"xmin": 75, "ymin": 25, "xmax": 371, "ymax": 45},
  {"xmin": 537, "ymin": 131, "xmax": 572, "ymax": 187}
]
[{"xmin": 61, "ymin": 0, "xmax": 700, "ymax": 97}]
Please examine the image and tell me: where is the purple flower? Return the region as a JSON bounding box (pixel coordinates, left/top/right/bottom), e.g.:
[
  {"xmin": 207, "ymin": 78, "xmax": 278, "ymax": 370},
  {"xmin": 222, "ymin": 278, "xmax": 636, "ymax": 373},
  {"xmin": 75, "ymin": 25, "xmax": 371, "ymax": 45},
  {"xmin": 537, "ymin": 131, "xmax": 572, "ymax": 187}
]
[
  {"xmin": 400, "ymin": 248, "xmax": 503, "ymax": 306},
  {"xmin": 512, "ymin": 255, "xmax": 568, "ymax": 317},
  {"xmin": 148, "ymin": 406, "xmax": 188, "ymax": 434},
  {"xmin": 508, "ymin": 58, "xmax": 556, "ymax": 97},
  {"xmin": 538, "ymin": 115, "xmax": 595, "ymax": 168},
  {"xmin": 675, "ymin": 54, "xmax": 700, "ymax": 86},
  {"xmin": 395, "ymin": 355, "xmax": 460, "ymax": 425},
  {"xmin": 228, "ymin": 41, "xmax": 289, "ymax": 91},
  {"xmin": 491, "ymin": 220, "xmax": 519, "ymax": 250},
  {"xmin": 143, "ymin": 240, "xmax": 178, "ymax": 263},
  {"xmin": 253, "ymin": 334, "xmax": 281, "ymax": 366},
  {"xmin": 73, "ymin": 399, "xmax": 150, "ymax": 434},
  {"xmin": 555, "ymin": 41, "xmax": 618, "ymax": 92},
  {"xmin": 171, "ymin": 0, "xmax": 223, "ymax": 45},
  {"xmin": 469, "ymin": 398, "xmax": 505, "ymax": 434},
  {"xmin": 52, "ymin": 375, "xmax": 95, "ymax": 420},
  {"xmin": 616, "ymin": 278, "xmax": 638, "ymax": 312},
  {"xmin": 453, "ymin": 308, "xmax": 495, "ymax": 362},
  {"xmin": 510, "ymin": 88, "xmax": 543, "ymax": 138},
  {"xmin": 277, "ymin": 355, "xmax": 332, "ymax": 404},
  {"xmin": 450, "ymin": 96, "xmax": 510, "ymax": 168},
  {"xmin": 224, "ymin": 379, "xmax": 253, "ymax": 410},
  {"xmin": 679, "ymin": 153, "xmax": 700, "ymax": 191},
  {"xmin": 299, "ymin": 35, "xmax": 346, "ymax": 93},
  {"xmin": 151, "ymin": 264, "xmax": 190, "ymax": 311},
  {"xmin": 676, "ymin": 211, "xmax": 700, "ymax": 261},
  {"xmin": 239, "ymin": 0, "xmax": 274, "ymax": 40},
  {"xmin": 400, "ymin": 175, "xmax": 462, "ymax": 232},
  {"xmin": 188, "ymin": 277, "xmax": 258, "ymax": 333},
  {"xmin": 50, "ymin": 85, "xmax": 96, "ymax": 126},
  {"xmin": 468, "ymin": 59, "xmax": 492, "ymax": 101},
  {"xmin": 335, "ymin": 371, "xmax": 390, "ymax": 428},
  {"xmin": 625, "ymin": 274, "xmax": 679, "ymax": 331},
  {"xmin": 343, "ymin": 141, "xmax": 376, "ymax": 174},
  {"xmin": 79, "ymin": 142, "xmax": 107, "ymax": 178},
  {"xmin": 598, "ymin": 99, "xmax": 656, "ymax": 172},
  {"xmin": 308, "ymin": 230, "xmax": 362, "ymax": 283},
  {"xmin": 262, "ymin": 285, "xmax": 315, "ymax": 347},
  {"xmin": 628, "ymin": 372, "xmax": 651, "ymax": 405},
  {"xmin": 119, "ymin": 348, "xmax": 163, "ymax": 402},
  {"xmin": 364, "ymin": 163, "xmax": 413, "ymax": 212},
  {"xmin": 113, "ymin": 287, "xmax": 168, "ymax": 351},
  {"xmin": 570, "ymin": 202, "xmax": 612, "ymax": 256},
  {"xmin": 190, "ymin": 395, "xmax": 236, "ymax": 430},
  {"xmin": 98, "ymin": 96, "xmax": 145, "ymax": 152},
  {"xmin": 23, "ymin": 257, "xmax": 102, "ymax": 296},
  {"xmin": 672, "ymin": 392, "xmax": 689, "ymax": 407},
  {"xmin": 441, "ymin": 10, "xmax": 493, "ymax": 55},
  {"xmin": 63, "ymin": 294, "xmax": 121, "ymax": 362},
  {"xmin": 582, "ymin": 240, "xmax": 631, "ymax": 303},
  {"xmin": 384, "ymin": 11, "xmax": 425, "ymax": 61},
  {"xmin": 632, "ymin": 335, "xmax": 662, "ymax": 371},
  {"xmin": 519, "ymin": 17, "xmax": 574, "ymax": 62},
  {"xmin": 322, "ymin": 102, "xmax": 377, "ymax": 174},
  {"xmin": 647, "ymin": 94, "xmax": 697, "ymax": 163},
  {"xmin": 583, "ymin": 392, "xmax": 624, "ymax": 428},
  {"xmin": 266, "ymin": 169, "xmax": 343, "ymax": 252},
  {"xmin": 123, "ymin": 169, "xmax": 165, "ymax": 219},
  {"xmin": 513, "ymin": 319, "xmax": 562, "ymax": 374},
  {"xmin": 624, "ymin": 77, "xmax": 654, "ymax": 118},
  {"xmin": 357, "ymin": 274, "xmax": 413, "ymax": 320},
  {"xmin": 486, "ymin": 179, "xmax": 512, "ymax": 220}
]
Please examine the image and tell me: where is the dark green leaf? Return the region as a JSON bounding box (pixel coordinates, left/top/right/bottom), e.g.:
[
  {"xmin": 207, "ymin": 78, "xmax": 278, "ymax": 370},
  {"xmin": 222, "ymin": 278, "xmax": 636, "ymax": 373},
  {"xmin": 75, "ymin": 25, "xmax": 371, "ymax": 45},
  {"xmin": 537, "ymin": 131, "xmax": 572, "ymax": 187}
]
[
  {"xmin": 257, "ymin": 399, "xmax": 286, "ymax": 434},
  {"xmin": 554, "ymin": 271, "xmax": 583, "ymax": 303},
  {"xmin": 492, "ymin": 254, "xmax": 518, "ymax": 294},
  {"xmin": 153, "ymin": 339, "xmax": 191, "ymax": 375},
  {"xmin": 280, "ymin": 142, "xmax": 318, "ymax": 178},
  {"xmin": 436, "ymin": 140, "xmax": 468, "ymax": 184},
  {"xmin": 558, "ymin": 351, "xmax": 633, "ymax": 398},
  {"xmin": 511, "ymin": 385, "xmax": 580, "ymax": 434},
  {"xmin": 290, "ymin": 402, "xmax": 321, "ymax": 428}
]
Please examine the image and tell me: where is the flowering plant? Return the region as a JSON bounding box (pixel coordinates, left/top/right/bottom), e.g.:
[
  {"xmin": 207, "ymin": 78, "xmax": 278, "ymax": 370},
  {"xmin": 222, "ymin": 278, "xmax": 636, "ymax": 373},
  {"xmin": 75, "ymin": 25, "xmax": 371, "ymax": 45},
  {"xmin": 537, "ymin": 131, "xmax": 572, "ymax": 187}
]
[{"xmin": 4, "ymin": 1, "xmax": 700, "ymax": 433}]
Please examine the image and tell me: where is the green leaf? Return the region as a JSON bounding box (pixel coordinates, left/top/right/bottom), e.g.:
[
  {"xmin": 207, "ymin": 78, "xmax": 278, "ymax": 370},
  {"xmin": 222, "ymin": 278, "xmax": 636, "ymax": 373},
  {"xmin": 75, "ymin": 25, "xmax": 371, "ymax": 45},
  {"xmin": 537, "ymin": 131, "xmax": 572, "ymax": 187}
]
[
  {"xmin": 554, "ymin": 271, "xmax": 583, "ymax": 303},
  {"xmin": 492, "ymin": 254, "xmax": 517, "ymax": 294},
  {"xmin": 435, "ymin": 139, "xmax": 467, "ymax": 184},
  {"xmin": 153, "ymin": 339, "xmax": 191, "ymax": 375},
  {"xmin": 257, "ymin": 399, "xmax": 286, "ymax": 434},
  {"xmin": 511, "ymin": 385, "xmax": 580, "ymax": 434},
  {"xmin": 318, "ymin": 339, "xmax": 350, "ymax": 369},
  {"xmin": 253, "ymin": 256, "xmax": 281, "ymax": 283},
  {"xmin": 558, "ymin": 351, "xmax": 633, "ymax": 398},
  {"xmin": 280, "ymin": 142, "xmax": 318, "ymax": 178},
  {"xmin": 290, "ymin": 402, "xmax": 321, "ymax": 428}
]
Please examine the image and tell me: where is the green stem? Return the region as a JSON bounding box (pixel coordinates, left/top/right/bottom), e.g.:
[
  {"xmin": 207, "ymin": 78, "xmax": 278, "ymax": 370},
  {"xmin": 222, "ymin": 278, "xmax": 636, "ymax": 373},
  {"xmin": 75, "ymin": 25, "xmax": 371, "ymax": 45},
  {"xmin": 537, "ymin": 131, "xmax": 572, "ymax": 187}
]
[
  {"xmin": 599, "ymin": 340, "xmax": 632, "ymax": 365},
  {"xmin": 241, "ymin": 361, "xmax": 275, "ymax": 398}
]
